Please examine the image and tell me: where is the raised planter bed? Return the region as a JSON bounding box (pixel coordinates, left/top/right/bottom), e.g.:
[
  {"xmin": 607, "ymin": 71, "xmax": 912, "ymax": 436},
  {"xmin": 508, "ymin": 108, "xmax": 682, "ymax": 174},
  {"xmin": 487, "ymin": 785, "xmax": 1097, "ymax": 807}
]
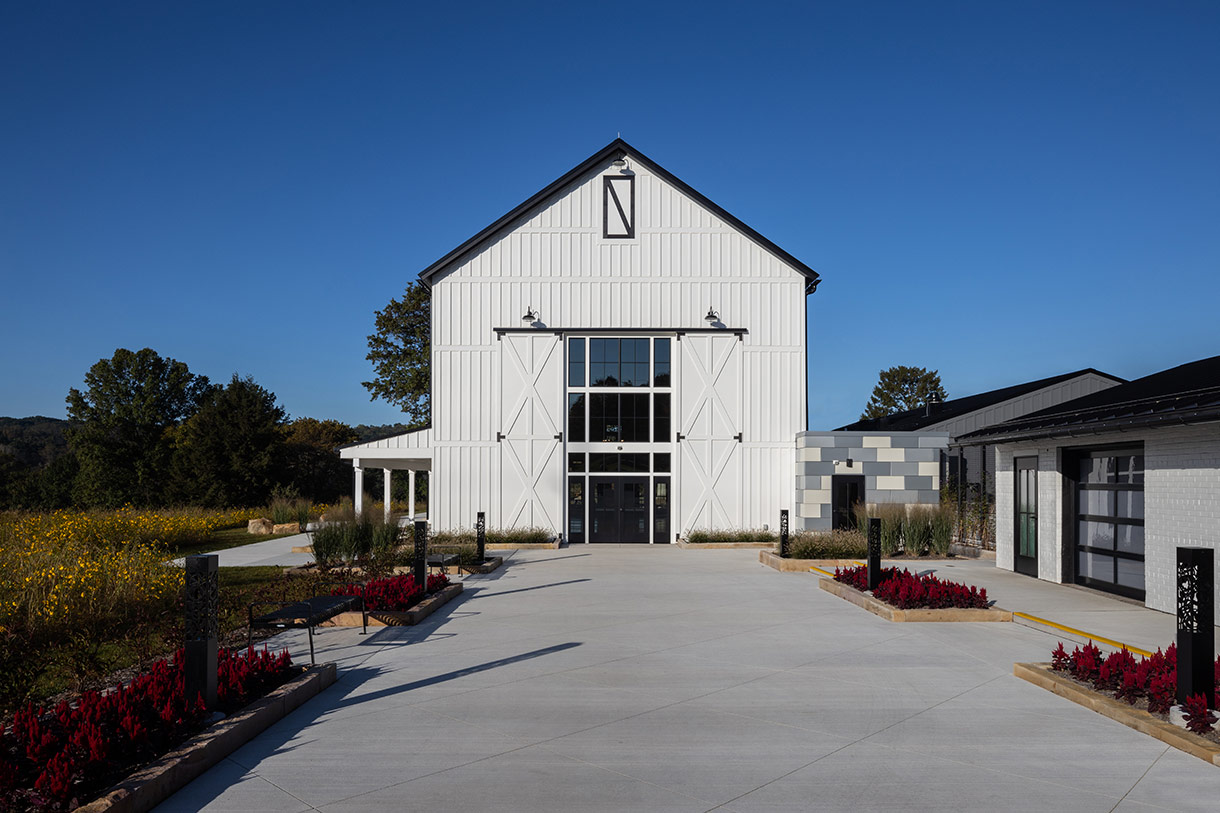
[
  {"xmin": 465, "ymin": 556, "xmax": 504, "ymax": 573},
  {"xmin": 678, "ymin": 539, "xmax": 773, "ymax": 549},
  {"xmin": 78, "ymin": 663, "xmax": 337, "ymax": 813},
  {"xmin": 323, "ymin": 583, "xmax": 463, "ymax": 627},
  {"xmin": 759, "ymin": 551, "xmax": 861, "ymax": 572},
  {"xmin": 817, "ymin": 577, "xmax": 1011, "ymax": 622},
  {"xmin": 484, "ymin": 539, "xmax": 560, "ymax": 550},
  {"xmin": 1014, "ymin": 662, "xmax": 1220, "ymax": 767}
]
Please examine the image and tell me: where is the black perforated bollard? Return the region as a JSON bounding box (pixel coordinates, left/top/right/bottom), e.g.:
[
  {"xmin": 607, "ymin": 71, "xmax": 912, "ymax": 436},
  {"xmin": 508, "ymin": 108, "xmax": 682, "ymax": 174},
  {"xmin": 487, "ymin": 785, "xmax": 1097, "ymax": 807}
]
[
  {"xmin": 184, "ymin": 554, "xmax": 218, "ymax": 710},
  {"xmin": 779, "ymin": 510, "xmax": 790, "ymax": 558},
  {"xmin": 867, "ymin": 518, "xmax": 881, "ymax": 591},
  {"xmin": 414, "ymin": 520, "xmax": 427, "ymax": 588},
  {"xmin": 1177, "ymin": 547, "xmax": 1215, "ymax": 708},
  {"xmin": 476, "ymin": 511, "xmax": 486, "ymax": 563}
]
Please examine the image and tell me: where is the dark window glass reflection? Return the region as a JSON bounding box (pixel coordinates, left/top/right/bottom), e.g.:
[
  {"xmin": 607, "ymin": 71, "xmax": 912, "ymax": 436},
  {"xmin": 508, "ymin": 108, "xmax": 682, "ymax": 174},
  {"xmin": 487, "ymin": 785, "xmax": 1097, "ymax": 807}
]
[
  {"xmin": 568, "ymin": 394, "xmax": 586, "ymax": 442},
  {"xmin": 621, "ymin": 394, "xmax": 650, "ymax": 441},
  {"xmin": 654, "ymin": 393, "xmax": 671, "ymax": 442},
  {"xmin": 590, "ymin": 394, "xmax": 620, "ymax": 442},
  {"xmin": 654, "ymin": 338, "xmax": 671, "ymax": 386},
  {"xmin": 620, "ymin": 338, "xmax": 650, "ymax": 386},
  {"xmin": 590, "ymin": 338, "xmax": 619, "ymax": 386},
  {"xmin": 568, "ymin": 338, "xmax": 585, "ymax": 387},
  {"xmin": 654, "ymin": 453, "xmax": 671, "ymax": 472},
  {"xmin": 568, "ymin": 453, "xmax": 585, "ymax": 472}
]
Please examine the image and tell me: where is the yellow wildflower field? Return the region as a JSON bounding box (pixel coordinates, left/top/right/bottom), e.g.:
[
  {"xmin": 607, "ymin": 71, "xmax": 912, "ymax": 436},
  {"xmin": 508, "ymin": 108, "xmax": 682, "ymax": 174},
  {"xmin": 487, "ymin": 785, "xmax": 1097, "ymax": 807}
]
[{"xmin": 0, "ymin": 506, "xmax": 260, "ymax": 639}]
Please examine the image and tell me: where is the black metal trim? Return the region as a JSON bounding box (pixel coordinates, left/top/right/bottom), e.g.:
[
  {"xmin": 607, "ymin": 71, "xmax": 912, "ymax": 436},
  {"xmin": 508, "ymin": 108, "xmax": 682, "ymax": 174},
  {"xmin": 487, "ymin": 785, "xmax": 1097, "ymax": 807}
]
[
  {"xmin": 416, "ymin": 138, "xmax": 820, "ymax": 286},
  {"xmin": 603, "ymin": 175, "xmax": 635, "ymax": 239},
  {"xmin": 495, "ymin": 326, "xmax": 747, "ymax": 336}
]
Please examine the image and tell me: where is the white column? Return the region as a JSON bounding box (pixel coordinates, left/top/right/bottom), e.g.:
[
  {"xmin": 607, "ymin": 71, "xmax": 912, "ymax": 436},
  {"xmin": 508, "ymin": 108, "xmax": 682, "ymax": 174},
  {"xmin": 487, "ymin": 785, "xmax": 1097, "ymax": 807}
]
[
  {"xmin": 408, "ymin": 470, "xmax": 416, "ymax": 521},
  {"xmin": 383, "ymin": 468, "xmax": 393, "ymax": 523},
  {"xmin": 353, "ymin": 461, "xmax": 364, "ymax": 516}
]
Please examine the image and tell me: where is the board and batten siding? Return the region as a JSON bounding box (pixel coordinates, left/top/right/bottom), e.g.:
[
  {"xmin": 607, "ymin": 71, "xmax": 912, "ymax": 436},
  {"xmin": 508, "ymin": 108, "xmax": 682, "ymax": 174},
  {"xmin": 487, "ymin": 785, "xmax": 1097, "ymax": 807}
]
[{"xmin": 427, "ymin": 155, "xmax": 807, "ymax": 535}]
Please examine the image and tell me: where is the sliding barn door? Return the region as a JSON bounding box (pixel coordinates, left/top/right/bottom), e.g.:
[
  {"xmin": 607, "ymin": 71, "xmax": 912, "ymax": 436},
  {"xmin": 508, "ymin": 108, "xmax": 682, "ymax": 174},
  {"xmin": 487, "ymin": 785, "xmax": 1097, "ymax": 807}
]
[
  {"xmin": 498, "ymin": 334, "xmax": 564, "ymax": 535},
  {"xmin": 677, "ymin": 334, "xmax": 742, "ymax": 534}
]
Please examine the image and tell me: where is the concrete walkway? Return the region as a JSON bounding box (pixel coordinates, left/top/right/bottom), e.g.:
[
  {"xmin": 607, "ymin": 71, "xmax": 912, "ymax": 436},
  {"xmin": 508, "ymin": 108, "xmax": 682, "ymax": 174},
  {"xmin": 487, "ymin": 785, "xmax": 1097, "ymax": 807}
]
[
  {"xmin": 172, "ymin": 533, "xmax": 315, "ymax": 568},
  {"xmin": 159, "ymin": 546, "xmax": 1220, "ymax": 812}
]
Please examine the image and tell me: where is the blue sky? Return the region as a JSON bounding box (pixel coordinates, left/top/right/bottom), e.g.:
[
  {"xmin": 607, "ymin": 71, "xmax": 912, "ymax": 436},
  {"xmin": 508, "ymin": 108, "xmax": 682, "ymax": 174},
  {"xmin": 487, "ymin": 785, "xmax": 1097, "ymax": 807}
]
[{"xmin": 2, "ymin": 1, "xmax": 1217, "ymax": 430}]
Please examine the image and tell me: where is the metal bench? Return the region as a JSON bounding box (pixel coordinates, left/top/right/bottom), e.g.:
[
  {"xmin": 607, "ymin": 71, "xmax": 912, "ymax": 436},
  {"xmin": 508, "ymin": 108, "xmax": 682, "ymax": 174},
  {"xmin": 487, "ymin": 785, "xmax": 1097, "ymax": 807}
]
[
  {"xmin": 425, "ymin": 552, "xmax": 460, "ymax": 576},
  {"xmin": 248, "ymin": 591, "xmax": 367, "ymax": 665}
]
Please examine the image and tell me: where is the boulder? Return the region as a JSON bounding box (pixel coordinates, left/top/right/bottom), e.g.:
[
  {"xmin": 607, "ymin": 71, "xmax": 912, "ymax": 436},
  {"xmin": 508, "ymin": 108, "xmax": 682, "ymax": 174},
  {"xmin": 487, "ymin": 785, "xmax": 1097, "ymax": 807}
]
[
  {"xmin": 272, "ymin": 522, "xmax": 301, "ymax": 535},
  {"xmin": 248, "ymin": 518, "xmax": 274, "ymax": 535}
]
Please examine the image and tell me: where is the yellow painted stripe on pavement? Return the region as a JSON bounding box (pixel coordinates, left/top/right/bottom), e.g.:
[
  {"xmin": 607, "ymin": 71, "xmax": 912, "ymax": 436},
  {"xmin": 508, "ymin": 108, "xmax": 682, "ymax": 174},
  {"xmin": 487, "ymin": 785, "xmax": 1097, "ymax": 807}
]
[
  {"xmin": 809, "ymin": 565, "xmax": 835, "ymax": 577},
  {"xmin": 1011, "ymin": 611, "xmax": 1153, "ymax": 657}
]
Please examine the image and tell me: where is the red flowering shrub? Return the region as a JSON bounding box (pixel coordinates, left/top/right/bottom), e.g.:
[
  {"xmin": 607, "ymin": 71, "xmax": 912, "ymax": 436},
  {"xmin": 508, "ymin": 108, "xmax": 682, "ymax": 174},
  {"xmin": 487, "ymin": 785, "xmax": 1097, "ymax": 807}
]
[
  {"xmin": 0, "ymin": 646, "xmax": 293, "ymax": 812},
  {"xmin": 1183, "ymin": 694, "xmax": 1218, "ymax": 734},
  {"xmin": 1050, "ymin": 641, "xmax": 1220, "ymax": 724},
  {"xmin": 331, "ymin": 573, "xmax": 449, "ymax": 612},
  {"xmin": 832, "ymin": 565, "xmax": 989, "ymax": 610}
]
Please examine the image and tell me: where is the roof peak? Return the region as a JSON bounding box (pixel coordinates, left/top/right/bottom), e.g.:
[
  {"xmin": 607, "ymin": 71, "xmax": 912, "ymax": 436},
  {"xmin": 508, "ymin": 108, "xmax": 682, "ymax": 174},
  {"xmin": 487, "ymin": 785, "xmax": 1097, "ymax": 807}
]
[{"xmin": 416, "ymin": 139, "xmax": 820, "ymax": 287}]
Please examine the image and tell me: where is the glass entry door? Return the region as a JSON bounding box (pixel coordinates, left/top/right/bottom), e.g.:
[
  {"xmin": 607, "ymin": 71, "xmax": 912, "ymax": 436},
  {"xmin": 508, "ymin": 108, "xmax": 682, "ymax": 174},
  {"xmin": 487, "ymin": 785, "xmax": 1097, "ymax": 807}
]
[
  {"xmin": 589, "ymin": 476, "xmax": 649, "ymax": 543},
  {"xmin": 1014, "ymin": 457, "xmax": 1038, "ymax": 576}
]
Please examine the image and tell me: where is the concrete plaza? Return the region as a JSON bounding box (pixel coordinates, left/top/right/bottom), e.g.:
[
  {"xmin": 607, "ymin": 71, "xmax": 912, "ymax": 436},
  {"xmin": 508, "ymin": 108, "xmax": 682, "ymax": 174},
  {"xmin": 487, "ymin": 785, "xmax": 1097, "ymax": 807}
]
[{"xmin": 159, "ymin": 546, "xmax": 1220, "ymax": 812}]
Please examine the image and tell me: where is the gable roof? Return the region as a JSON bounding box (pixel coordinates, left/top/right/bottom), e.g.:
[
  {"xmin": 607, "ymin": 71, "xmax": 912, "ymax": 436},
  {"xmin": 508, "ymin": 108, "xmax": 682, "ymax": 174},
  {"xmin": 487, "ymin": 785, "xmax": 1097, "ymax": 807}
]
[
  {"xmin": 416, "ymin": 139, "xmax": 820, "ymax": 290},
  {"xmin": 957, "ymin": 355, "xmax": 1220, "ymax": 444},
  {"xmin": 837, "ymin": 369, "xmax": 1125, "ymax": 432}
]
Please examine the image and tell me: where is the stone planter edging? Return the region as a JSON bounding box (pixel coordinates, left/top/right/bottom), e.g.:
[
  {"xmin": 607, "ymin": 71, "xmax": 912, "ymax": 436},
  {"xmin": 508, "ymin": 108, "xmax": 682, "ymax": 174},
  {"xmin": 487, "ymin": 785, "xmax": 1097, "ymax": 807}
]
[
  {"xmin": 323, "ymin": 583, "xmax": 464, "ymax": 627},
  {"xmin": 77, "ymin": 663, "xmax": 337, "ymax": 813},
  {"xmin": 817, "ymin": 577, "xmax": 1012, "ymax": 622},
  {"xmin": 677, "ymin": 540, "xmax": 774, "ymax": 549},
  {"xmin": 759, "ymin": 551, "xmax": 862, "ymax": 572},
  {"xmin": 1013, "ymin": 662, "xmax": 1220, "ymax": 767}
]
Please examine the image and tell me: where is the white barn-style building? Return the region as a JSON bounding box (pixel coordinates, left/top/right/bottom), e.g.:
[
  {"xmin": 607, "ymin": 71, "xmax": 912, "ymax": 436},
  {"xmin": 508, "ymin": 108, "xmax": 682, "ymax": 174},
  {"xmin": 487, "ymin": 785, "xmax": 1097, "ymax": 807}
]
[{"xmin": 341, "ymin": 139, "xmax": 820, "ymax": 543}]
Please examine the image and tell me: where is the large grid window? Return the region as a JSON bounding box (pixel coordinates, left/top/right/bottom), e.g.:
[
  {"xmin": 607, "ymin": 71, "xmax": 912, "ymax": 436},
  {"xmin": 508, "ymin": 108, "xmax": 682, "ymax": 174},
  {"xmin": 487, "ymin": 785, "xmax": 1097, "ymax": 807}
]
[{"xmin": 566, "ymin": 336, "xmax": 674, "ymax": 544}]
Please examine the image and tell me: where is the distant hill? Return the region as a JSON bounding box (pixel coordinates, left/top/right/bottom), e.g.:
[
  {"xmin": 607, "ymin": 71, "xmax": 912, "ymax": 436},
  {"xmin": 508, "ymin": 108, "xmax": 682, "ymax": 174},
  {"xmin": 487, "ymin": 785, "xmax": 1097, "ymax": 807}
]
[{"xmin": 0, "ymin": 416, "xmax": 70, "ymax": 469}]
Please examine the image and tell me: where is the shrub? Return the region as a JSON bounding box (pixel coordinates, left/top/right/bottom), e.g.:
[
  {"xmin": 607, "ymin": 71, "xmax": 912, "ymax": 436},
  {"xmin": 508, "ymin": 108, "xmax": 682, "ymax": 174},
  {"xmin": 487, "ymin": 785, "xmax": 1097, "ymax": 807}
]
[
  {"xmin": 785, "ymin": 529, "xmax": 867, "ymax": 559},
  {"xmin": 687, "ymin": 529, "xmax": 776, "ymax": 544},
  {"xmin": 488, "ymin": 527, "xmax": 553, "ymax": 545},
  {"xmin": 1183, "ymin": 694, "xmax": 1217, "ymax": 735},
  {"xmin": 831, "ymin": 565, "xmax": 989, "ymax": 609},
  {"xmin": 1049, "ymin": 641, "xmax": 1218, "ymax": 721}
]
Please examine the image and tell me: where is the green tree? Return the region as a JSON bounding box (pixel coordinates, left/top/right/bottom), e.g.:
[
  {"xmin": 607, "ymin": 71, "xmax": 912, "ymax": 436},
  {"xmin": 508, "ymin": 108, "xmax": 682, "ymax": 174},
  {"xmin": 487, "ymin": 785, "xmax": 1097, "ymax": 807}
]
[
  {"xmin": 66, "ymin": 348, "xmax": 212, "ymax": 506},
  {"xmin": 363, "ymin": 282, "xmax": 431, "ymax": 426},
  {"xmin": 170, "ymin": 375, "xmax": 287, "ymax": 507},
  {"xmin": 860, "ymin": 366, "xmax": 948, "ymax": 420},
  {"xmin": 282, "ymin": 418, "xmax": 358, "ymax": 503}
]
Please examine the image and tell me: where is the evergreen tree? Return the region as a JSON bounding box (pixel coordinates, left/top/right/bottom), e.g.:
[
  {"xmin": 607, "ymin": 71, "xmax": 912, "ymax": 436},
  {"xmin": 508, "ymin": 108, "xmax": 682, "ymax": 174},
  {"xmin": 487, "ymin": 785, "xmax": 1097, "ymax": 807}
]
[{"xmin": 860, "ymin": 366, "xmax": 948, "ymax": 420}]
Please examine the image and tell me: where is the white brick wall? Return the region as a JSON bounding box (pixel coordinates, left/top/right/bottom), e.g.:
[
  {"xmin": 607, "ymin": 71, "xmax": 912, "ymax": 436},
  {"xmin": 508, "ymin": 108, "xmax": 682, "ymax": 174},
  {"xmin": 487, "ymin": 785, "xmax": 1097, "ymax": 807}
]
[{"xmin": 993, "ymin": 424, "xmax": 1220, "ymax": 613}]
